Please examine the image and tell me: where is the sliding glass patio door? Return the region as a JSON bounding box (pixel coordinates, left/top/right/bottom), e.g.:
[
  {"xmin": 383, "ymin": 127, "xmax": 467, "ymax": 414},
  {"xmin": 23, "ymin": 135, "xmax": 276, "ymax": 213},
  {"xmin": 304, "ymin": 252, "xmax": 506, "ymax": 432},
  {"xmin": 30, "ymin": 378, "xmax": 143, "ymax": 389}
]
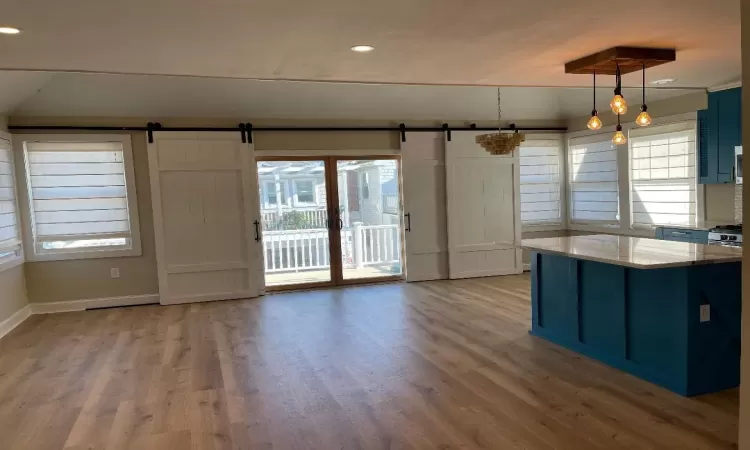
[
  {"xmin": 257, "ymin": 156, "xmax": 403, "ymax": 290},
  {"xmin": 335, "ymin": 158, "xmax": 403, "ymax": 282},
  {"xmin": 257, "ymin": 159, "xmax": 333, "ymax": 288}
]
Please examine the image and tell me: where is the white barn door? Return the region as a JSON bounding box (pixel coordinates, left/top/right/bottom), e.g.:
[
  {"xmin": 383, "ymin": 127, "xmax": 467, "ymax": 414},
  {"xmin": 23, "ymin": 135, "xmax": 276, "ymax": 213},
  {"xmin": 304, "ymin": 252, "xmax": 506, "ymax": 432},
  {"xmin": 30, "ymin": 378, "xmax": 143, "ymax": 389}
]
[
  {"xmin": 446, "ymin": 131, "xmax": 522, "ymax": 279},
  {"xmin": 148, "ymin": 131, "xmax": 264, "ymax": 305},
  {"xmin": 401, "ymin": 132, "xmax": 449, "ymax": 281}
]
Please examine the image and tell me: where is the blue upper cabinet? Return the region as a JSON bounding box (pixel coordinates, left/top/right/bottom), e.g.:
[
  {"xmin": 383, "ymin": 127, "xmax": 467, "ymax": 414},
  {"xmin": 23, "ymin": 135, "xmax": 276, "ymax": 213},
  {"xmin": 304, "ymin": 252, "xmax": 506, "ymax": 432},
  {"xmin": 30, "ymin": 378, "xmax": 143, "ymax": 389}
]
[{"xmin": 699, "ymin": 87, "xmax": 742, "ymax": 184}]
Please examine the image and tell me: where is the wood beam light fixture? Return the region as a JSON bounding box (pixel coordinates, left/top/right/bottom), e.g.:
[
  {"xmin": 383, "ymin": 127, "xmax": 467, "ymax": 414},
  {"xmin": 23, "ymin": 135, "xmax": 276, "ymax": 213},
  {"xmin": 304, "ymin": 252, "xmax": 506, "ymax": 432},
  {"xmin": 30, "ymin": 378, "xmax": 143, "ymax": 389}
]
[{"xmin": 566, "ymin": 46, "xmax": 676, "ymax": 140}]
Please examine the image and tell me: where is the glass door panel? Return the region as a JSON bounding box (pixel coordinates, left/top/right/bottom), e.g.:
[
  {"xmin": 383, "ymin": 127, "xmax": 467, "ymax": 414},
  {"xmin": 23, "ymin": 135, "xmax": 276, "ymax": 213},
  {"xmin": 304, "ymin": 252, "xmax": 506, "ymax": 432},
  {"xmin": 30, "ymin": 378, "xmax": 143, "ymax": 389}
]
[
  {"xmin": 336, "ymin": 159, "xmax": 403, "ymax": 281},
  {"xmin": 257, "ymin": 160, "xmax": 332, "ymax": 287}
]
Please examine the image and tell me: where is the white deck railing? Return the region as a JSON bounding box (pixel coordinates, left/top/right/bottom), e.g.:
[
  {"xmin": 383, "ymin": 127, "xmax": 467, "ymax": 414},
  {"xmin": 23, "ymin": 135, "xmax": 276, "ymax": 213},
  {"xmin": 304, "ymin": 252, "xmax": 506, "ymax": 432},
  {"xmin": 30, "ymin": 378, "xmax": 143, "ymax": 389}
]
[
  {"xmin": 263, "ymin": 223, "xmax": 399, "ymax": 273},
  {"xmin": 353, "ymin": 223, "xmax": 401, "ymax": 266}
]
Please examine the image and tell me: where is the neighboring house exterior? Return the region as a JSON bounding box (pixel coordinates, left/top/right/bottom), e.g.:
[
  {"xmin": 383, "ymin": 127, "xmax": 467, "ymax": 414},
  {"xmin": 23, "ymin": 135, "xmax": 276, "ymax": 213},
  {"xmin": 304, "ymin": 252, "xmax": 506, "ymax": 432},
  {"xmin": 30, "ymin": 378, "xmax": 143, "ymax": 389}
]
[
  {"xmin": 258, "ymin": 161, "xmax": 399, "ymax": 230},
  {"xmin": 257, "ymin": 160, "xmax": 401, "ymax": 275}
]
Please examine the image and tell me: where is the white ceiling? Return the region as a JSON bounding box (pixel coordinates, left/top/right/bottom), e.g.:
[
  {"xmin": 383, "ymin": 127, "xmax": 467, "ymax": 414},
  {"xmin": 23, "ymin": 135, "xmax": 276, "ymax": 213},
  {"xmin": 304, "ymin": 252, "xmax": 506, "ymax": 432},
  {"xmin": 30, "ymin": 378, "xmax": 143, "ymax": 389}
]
[
  {"xmin": 0, "ymin": 0, "xmax": 740, "ymax": 88},
  {"xmin": 4, "ymin": 72, "xmax": 700, "ymax": 121}
]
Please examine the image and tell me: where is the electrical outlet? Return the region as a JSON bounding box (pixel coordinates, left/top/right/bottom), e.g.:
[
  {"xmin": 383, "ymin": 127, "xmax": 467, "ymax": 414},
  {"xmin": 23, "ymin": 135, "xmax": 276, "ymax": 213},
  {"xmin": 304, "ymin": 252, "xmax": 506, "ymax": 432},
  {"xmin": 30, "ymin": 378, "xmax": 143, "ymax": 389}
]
[
  {"xmin": 110, "ymin": 268, "xmax": 120, "ymax": 279},
  {"xmin": 700, "ymin": 304, "xmax": 710, "ymax": 323}
]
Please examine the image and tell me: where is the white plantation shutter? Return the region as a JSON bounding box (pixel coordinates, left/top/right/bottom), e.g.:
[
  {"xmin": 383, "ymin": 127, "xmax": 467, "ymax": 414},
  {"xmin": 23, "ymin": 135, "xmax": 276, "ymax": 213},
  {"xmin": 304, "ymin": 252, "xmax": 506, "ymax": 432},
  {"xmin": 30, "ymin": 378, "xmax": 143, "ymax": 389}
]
[
  {"xmin": 568, "ymin": 134, "xmax": 619, "ymax": 224},
  {"xmin": 25, "ymin": 140, "xmax": 135, "ymax": 253},
  {"xmin": 629, "ymin": 122, "xmax": 697, "ymax": 227},
  {"xmin": 519, "ymin": 139, "xmax": 562, "ymax": 225},
  {"xmin": 0, "ymin": 139, "xmax": 20, "ymax": 257}
]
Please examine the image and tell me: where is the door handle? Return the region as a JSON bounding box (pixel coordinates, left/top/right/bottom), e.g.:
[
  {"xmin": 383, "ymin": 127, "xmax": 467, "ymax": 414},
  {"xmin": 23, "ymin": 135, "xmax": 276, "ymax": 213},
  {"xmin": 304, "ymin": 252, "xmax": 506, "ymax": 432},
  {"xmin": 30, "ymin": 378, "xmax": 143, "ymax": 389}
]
[
  {"xmin": 337, "ymin": 218, "xmax": 343, "ymax": 230},
  {"xmin": 405, "ymin": 213, "xmax": 412, "ymax": 232},
  {"xmin": 253, "ymin": 220, "xmax": 260, "ymax": 242}
]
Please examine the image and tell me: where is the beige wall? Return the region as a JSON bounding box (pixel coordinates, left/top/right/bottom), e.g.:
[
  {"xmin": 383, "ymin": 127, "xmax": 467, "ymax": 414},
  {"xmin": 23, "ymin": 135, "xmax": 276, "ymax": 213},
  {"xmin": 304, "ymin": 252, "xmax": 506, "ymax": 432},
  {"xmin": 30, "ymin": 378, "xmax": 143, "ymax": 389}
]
[
  {"xmin": 20, "ymin": 130, "xmax": 159, "ymax": 303},
  {"xmin": 705, "ymin": 183, "xmax": 737, "ymax": 223},
  {"xmin": 0, "ymin": 117, "xmax": 28, "ymax": 322},
  {"xmin": 740, "ymin": 1, "xmax": 749, "ymax": 448},
  {"xmin": 0, "ymin": 264, "xmax": 28, "ymax": 324},
  {"xmin": 566, "ymin": 91, "xmax": 708, "ymax": 132},
  {"xmin": 568, "ymin": 91, "xmax": 737, "ymax": 225},
  {"xmin": 6, "ymin": 117, "xmax": 419, "ymax": 303}
]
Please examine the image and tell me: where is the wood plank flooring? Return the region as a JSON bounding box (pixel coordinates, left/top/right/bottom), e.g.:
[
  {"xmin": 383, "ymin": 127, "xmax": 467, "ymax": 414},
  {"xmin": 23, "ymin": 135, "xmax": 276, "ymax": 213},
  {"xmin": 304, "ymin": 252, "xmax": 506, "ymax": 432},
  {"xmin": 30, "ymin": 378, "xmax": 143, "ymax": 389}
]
[{"xmin": 0, "ymin": 275, "xmax": 739, "ymax": 449}]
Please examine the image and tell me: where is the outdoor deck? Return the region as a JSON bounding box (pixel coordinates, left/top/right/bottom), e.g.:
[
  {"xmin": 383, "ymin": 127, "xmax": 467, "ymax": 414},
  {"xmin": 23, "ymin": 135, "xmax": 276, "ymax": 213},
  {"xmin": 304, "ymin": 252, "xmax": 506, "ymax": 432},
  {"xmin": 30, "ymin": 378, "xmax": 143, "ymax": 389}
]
[{"xmin": 266, "ymin": 265, "xmax": 400, "ymax": 286}]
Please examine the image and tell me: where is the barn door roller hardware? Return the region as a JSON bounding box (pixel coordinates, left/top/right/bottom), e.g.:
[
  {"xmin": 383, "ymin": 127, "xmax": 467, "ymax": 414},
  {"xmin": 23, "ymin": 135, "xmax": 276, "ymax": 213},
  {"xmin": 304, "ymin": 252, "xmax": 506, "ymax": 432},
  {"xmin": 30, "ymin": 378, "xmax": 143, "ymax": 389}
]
[
  {"xmin": 146, "ymin": 122, "xmax": 162, "ymax": 143},
  {"xmin": 245, "ymin": 123, "xmax": 253, "ymax": 144},
  {"xmin": 442, "ymin": 123, "xmax": 451, "ymax": 142}
]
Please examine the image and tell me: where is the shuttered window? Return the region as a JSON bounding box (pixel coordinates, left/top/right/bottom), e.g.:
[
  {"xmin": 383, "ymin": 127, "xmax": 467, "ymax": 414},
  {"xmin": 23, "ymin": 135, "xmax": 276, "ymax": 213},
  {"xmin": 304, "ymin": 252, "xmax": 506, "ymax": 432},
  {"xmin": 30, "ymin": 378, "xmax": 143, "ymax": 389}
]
[
  {"xmin": 519, "ymin": 139, "xmax": 562, "ymax": 225},
  {"xmin": 629, "ymin": 122, "xmax": 697, "ymax": 228},
  {"xmin": 568, "ymin": 134, "xmax": 619, "ymax": 224},
  {"xmin": 0, "ymin": 138, "xmax": 21, "ymax": 263},
  {"xmin": 21, "ymin": 136, "xmax": 141, "ymax": 259}
]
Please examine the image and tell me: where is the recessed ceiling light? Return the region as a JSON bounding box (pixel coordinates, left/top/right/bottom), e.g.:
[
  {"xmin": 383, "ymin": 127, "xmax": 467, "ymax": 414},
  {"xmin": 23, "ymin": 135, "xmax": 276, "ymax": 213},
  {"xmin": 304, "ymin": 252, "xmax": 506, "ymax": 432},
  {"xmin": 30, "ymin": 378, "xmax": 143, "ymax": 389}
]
[
  {"xmin": 0, "ymin": 26, "xmax": 21, "ymax": 35},
  {"xmin": 650, "ymin": 78, "xmax": 677, "ymax": 85},
  {"xmin": 351, "ymin": 45, "xmax": 374, "ymax": 53}
]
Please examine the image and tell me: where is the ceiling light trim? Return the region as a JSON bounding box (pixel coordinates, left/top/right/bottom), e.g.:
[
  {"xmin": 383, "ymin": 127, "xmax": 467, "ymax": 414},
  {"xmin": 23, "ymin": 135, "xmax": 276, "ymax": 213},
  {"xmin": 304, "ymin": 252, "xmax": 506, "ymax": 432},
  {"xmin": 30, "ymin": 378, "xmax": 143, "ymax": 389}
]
[
  {"xmin": 351, "ymin": 45, "xmax": 375, "ymax": 53},
  {"xmin": 0, "ymin": 26, "xmax": 22, "ymax": 35}
]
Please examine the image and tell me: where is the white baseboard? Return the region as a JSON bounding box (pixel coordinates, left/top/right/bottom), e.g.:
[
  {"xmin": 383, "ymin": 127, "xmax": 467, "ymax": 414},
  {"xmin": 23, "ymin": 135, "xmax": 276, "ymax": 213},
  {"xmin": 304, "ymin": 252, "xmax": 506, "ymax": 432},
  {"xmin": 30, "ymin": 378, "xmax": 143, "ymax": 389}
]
[
  {"xmin": 30, "ymin": 294, "xmax": 160, "ymax": 314},
  {"xmin": 0, "ymin": 305, "xmax": 31, "ymax": 340}
]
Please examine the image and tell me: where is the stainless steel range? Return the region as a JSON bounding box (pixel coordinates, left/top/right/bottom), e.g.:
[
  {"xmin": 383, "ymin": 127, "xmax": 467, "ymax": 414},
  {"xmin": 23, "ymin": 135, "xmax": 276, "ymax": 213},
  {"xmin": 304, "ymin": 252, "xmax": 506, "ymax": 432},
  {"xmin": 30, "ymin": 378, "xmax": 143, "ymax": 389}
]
[{"xmin": 708, "ymin": 224, "xmax": 742, "ymax": 247}]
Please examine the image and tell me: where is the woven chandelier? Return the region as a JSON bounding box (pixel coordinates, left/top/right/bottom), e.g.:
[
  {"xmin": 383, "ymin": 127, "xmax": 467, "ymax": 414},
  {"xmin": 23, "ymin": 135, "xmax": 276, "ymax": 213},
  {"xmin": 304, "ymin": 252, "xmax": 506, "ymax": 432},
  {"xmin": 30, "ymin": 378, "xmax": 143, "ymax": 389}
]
[{"xmin": 475, "ymin": 88, "xmax": 525, "ymax": 155}]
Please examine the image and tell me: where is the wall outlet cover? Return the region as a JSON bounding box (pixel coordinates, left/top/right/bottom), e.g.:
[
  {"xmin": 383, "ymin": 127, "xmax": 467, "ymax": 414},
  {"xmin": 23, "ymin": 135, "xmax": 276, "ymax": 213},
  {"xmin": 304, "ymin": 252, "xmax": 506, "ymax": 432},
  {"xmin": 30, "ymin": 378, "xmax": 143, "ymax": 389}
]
[
  {"xmin": 700, "ymin": 304, "xmax": 711, "ymax": 323},
  {"xmin": 110, "ymin": 268, "xmax": 120, "ymax": 279}
]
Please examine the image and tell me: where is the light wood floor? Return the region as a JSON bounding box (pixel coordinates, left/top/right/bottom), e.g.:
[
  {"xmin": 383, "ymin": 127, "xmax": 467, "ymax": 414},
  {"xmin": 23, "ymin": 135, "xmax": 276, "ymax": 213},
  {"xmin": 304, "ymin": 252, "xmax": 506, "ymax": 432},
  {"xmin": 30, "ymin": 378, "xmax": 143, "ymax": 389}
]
[{"xmin": 0, "ymin": 274, "xmax": 738, "ymax": 449}]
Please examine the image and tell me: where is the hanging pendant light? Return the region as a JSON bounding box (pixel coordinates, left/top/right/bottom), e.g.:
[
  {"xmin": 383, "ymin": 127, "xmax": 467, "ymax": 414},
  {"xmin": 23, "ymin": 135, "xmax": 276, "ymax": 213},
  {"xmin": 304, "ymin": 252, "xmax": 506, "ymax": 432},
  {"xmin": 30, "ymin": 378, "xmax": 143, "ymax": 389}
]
[
  {"xmin": 610, "ymin": 63, "xmax": 628, "ymax": 115},
  {"xmin": 635, "ymin": 62, "xmax": 652, "ymax": 127},
  {"xmin": 587, "ymin": 71, "xmax": 603, "ymax": 131},
  {"xmin": 475, "ymin": 88, "xmax": 525, "ymax": 155},
  {"xmin": 612, "ymin": 113, "xmax": 627, "ymax": 145}
]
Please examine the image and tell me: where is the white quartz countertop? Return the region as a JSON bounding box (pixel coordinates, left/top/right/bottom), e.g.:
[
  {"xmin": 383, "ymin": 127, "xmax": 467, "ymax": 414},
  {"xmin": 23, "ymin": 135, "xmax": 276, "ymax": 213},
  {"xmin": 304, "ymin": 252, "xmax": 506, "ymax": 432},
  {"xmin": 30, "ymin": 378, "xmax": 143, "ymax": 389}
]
[{"xmin": 522, "ymin": 234, "xmax": 742, "ymax": 269}]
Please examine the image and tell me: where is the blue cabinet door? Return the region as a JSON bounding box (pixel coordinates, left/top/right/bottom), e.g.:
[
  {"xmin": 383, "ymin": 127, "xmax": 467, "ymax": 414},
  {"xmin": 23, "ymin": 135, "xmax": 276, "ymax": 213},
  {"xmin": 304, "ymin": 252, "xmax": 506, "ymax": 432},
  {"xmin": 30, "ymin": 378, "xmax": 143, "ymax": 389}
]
[
  {"xmin": 717, "ymin": 88, "xmax": 741, "ymax": 183},
  {"xmin": 702, "ymin": 88, "xmax": 742, "ymax": 184},
  {"xmin": 698, "ymin": 109, "xmax": 713, "ymax": 184}
]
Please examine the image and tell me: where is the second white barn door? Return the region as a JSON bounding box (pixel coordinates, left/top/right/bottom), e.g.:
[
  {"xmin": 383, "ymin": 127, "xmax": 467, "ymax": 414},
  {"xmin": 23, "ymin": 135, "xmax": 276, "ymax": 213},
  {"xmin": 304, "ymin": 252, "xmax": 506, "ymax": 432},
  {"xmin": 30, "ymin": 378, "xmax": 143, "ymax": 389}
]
[
  {"xmin": 148, "ymin": 131, "xmax": 264, "ymax": 305},
  {"xmin": 401, "ymin": 132, "xmax": 449, "ymax": 281},
  {"xmin": 445, "ymin": 131, "xmax": 522, "ymax": 279}
]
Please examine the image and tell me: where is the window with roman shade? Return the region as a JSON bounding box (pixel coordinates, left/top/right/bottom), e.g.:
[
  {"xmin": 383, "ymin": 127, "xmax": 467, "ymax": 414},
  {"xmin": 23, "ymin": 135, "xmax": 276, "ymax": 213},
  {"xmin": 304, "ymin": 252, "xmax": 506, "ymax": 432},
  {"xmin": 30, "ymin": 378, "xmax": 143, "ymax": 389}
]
[
  {"xmin": 0, "ymin": 137, "xmax": 21, "ymax": 264},
  {"xmin": 519, "ymin": 138, "xmax": 562, "ymax": 225},
  {"xmin": 629, "ymin": 121, "xmax": 698, "ymax": 228},
  {"xmin": 568, "ymin": 134, "xmax": 619, "ymax": 224},
  {"xmin": 19, "ymin": 135, "xmax": 141, "ymax": 260}
]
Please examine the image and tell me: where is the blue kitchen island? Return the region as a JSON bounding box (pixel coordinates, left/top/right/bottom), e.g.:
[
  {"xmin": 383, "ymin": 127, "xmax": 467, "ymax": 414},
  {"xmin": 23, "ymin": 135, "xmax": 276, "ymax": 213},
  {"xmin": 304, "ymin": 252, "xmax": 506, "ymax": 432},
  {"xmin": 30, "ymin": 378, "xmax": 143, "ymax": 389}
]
[{"xmin": 523, "ymin": 234, "xmax": 743, "ymax": 397}]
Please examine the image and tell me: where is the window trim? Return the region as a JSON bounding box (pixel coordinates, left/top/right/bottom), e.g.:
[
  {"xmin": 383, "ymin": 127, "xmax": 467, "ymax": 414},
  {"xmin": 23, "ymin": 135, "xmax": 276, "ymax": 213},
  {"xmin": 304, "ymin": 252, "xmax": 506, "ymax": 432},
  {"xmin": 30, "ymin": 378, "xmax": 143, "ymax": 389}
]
[
  {"xmin": 13, "ymin": 134, "xmax": 142, "ymax": 262},
  {"xmin": 566, "ymin": 112, "xmax": 702, "ymax": 237},
  {"xmin": 263, "ymin": 179, "xmax": 287, "ymax": 207},
  {"xmin": 628, "ymin": 120, "xmax": 703, "ymax": 230},
  {"xmin": 567, "ymin": 132, "xmax": 621, "ymax": 227},
  {"xmin": 519, "ymin": 134, "xmax": 566, "ymax": 231},
  {"xmin": 0, "ymin": 130, "xmax": 24, "ymax": 272},
  {"xmin": 292, "ymin": 178, "xmax": 317, "ymax": 206}
]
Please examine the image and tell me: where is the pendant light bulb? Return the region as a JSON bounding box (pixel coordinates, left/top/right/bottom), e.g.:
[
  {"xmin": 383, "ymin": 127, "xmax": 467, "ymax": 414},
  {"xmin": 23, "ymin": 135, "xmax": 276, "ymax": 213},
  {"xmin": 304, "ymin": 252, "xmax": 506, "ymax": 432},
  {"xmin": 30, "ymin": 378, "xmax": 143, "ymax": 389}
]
[
  {"xmin": 612, "ymin": 123, "xmax": 627, "ymax": 145},
  {"xmin": 586, "ymin": 72, "xmax": 602, "ymax": 130},
  {"xmin": 610, "ymin": 63, "xmax": 628, "ymax": 115},
  {"xmin": 587, "ymin": 110, "xmax": 603, "ymax": 131},
  {"xmin": 636, "ymin": 62, "xmax": 651, "ymax": 127},
  {"xmin": 610, "ymin": 94, "xmax": 628, "ymax": 115},
  {"xmin": 636, "ymin": 106, "xmax": 652, "ymax": 127}
]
